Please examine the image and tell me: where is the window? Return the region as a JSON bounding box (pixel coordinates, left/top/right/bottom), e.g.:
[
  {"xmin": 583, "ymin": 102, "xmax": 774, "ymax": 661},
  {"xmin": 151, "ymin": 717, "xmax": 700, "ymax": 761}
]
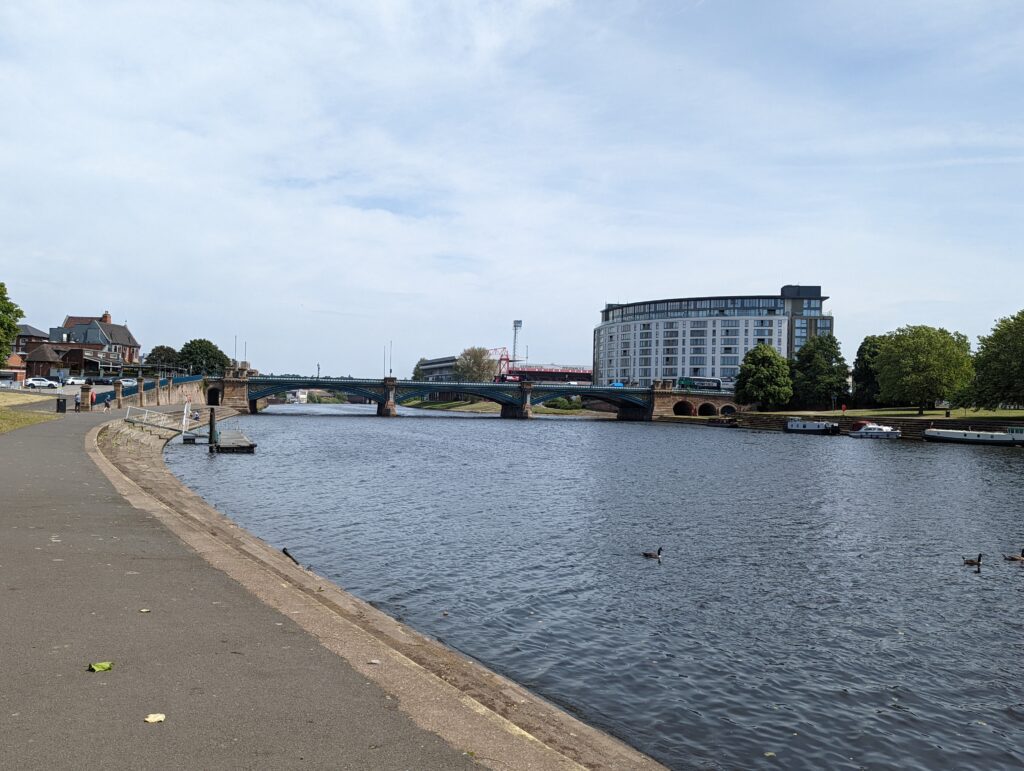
[
  {"xmin": 689, "ymin": 356, "xmax": 707, "ymax": 365},
  {"xmin": 690, "ymin": 320, "xmax": 708, "ymax": 328},
  {"xmin": 663, "ymin": 322, "xmax": 677, "ymax": 330},
  {"xmin": 663, "ymin": 356, "xmax": 677, "ymax": 366},
  {"xmin": 721, "ymin": 356, "xmax": 739, "ymax": 365},
  {"xmin": 691, "ymin": 346, "xmax": 706, "ymax": 355},
  {"xmin": 663, "ymin": 329, "xmax": 679, "ymax": 339},
  {"xmin": 641, "ymin": 323, "xmax": 652, "ymax": 330},
  {"xmin": 690, "ymin": 329, "xmax": 707, "ymax": 338}
]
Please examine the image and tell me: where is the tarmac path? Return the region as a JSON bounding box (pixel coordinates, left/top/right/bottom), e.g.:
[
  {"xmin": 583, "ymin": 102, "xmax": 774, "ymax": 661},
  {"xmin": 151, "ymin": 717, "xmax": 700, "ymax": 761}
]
[{"xmin": 0, "ymin": 405, "xmax": 663, "ymax": 770}]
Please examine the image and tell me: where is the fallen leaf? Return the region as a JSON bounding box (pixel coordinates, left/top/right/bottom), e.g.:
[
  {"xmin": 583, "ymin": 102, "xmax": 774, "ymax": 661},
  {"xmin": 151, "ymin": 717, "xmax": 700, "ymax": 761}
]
[
  {"xmin": 367, "ymin": 659, "xmax": 381, "ymax": 665},
  {"xmin": 87, "ymin": 661, "xmax": 113, "ymax": 672},
  {"xmin": 144, "ymin": 713, "xmax": 165, "ymax": 723},
  {"xmin": 764, "ymin": 752, "xmax": 777, "ymax": 758},
  {"xmin": 139, "ymin": 609, "xmax": 151, "ymax": 613}
]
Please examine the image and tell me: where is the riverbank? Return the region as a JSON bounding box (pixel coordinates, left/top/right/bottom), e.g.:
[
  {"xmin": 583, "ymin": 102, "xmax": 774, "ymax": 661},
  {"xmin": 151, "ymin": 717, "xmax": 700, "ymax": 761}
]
[{"xmin": 0, "ymin": 405, "xmax": 661, "ymax": 769}]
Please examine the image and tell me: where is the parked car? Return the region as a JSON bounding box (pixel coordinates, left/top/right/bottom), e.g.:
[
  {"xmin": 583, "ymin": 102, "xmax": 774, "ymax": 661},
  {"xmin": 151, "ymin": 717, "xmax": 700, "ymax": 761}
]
[
  {"xmin": 115, "ymin": 378, "xmax": 138, "ymax": 387},
  {"xmin": 25, "ymin": 377, "xmax": 61, "ymax": 389},
  {"xmin": 86, "ymin": 376, "xmax": 115, "ymax": 385},
  {"xmin": 65, "ymin": 376, "xmax": 86, "ymax": 385}
]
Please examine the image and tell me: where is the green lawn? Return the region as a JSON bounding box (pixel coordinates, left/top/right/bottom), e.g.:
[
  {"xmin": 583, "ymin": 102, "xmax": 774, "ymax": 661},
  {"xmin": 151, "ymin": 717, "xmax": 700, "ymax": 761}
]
[
  {"xmin": 0, "ymin": 391, "xmax": 59, "ymax": 434},
  {"xmin": 786, "ymin": 406, "xmax": 1024, "ymax": 420}
]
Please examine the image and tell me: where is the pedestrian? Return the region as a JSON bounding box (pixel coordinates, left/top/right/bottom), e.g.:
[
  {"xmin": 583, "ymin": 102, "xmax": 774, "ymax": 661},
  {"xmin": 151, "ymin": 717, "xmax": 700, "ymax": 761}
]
[
  {"xmin": 74, "ymin": 392, "xmax": 81, "ymax": 413},
  {"xmin": 103, "ymin": 399, "xmax": 111, "ymax": 413}
]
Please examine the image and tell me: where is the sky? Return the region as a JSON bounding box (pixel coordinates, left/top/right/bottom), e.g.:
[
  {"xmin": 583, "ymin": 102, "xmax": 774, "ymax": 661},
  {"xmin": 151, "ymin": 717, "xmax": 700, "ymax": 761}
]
[{"xmin": 2, "ymin": 1, "xmax": 1022, "ymax": 376}]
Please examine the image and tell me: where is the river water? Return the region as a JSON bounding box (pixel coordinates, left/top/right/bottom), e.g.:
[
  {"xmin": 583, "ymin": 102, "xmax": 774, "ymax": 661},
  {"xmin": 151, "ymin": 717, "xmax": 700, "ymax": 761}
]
[{"xmin": 164, "ymin": 404, "xmax": 1024, "ymax": 770}]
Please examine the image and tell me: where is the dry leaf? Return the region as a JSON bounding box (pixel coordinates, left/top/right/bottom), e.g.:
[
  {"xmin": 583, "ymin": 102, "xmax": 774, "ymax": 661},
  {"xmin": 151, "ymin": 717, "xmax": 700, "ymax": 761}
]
[{"xmin": 144, "ymin": 713, "xmax": 166, "ymax": 723}]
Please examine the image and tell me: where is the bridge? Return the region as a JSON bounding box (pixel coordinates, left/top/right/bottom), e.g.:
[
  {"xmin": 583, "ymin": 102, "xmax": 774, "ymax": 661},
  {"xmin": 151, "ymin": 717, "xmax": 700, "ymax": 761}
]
[{"xmin": 208, "ymin": 373, "xmax": 745, "ymax": 421}]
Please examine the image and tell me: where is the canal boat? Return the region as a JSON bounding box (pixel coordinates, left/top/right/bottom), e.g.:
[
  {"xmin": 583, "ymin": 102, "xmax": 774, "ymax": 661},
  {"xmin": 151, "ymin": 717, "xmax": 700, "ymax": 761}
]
[
  {"xmin": 922, "ymin": 426, "xmax": 1024, "ymax": 446},
  {"xmin": 784, "ymin": 417, "xmax": 840, "ymax": 435},
  {"xmin": 848, "ymin": 421, "xmax": 901, "ymax": 439}
]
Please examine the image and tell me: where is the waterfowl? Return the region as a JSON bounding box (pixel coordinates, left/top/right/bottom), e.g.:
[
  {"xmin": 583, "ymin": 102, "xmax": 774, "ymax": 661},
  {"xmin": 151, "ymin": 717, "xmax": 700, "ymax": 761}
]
[
  {"xmin": 962, "ymin": 554, "xmax": 983, "ymax": 566},
  {"xmin": 641, "ymin": 547, "xmax": 663, "ymax": 560},
  {"xmin": 1003, "ymin": 549, "xmax": 1024, "ymax": 562}
]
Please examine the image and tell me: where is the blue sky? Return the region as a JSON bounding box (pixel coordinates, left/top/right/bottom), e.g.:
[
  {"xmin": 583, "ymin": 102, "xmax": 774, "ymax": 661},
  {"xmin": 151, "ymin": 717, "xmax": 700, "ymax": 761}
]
[{"xmin": 3, "ymin": 1, "xmax": 1022, "ymax": 375}]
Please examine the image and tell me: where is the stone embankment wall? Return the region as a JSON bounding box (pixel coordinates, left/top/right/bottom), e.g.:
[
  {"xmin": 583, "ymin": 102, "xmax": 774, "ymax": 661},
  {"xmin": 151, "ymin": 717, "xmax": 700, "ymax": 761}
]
[{"xmin": 116, "ymin": 378, "xmax": 205, "ymax": 410}]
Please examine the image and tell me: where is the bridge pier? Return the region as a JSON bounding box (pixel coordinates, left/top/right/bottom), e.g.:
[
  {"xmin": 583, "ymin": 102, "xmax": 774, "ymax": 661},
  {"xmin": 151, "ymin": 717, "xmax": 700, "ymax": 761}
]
[
  {"xmin": 376, "ymin": 377, "xmax": 399, "ymax": 417},
  {"xmin": 499, "ymin": 382, "xmax": 533, "ymax": 419},
  {"xmin": 616, "ymin": 404, "xmax": 649, "ymax": 421}
]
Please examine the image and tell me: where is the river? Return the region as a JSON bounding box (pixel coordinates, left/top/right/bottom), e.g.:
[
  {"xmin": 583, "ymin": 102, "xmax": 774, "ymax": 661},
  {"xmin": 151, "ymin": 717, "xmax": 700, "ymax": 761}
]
[{"xmin": 164, "ymin": 404, "xmax": 1024, "ymax": 770}]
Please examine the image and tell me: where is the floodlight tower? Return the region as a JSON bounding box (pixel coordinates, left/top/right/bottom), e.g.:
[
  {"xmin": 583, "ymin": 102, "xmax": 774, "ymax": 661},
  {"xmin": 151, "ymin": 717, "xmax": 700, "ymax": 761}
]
[{"xmin": 512, "ymin": 320, "xmax": 523, "ymax": 370}]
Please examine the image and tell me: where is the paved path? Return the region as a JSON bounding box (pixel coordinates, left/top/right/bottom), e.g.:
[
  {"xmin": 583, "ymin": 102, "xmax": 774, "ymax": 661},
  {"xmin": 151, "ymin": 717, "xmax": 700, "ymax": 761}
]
[{"xmin": 0, "ymin": 407, "xmax": 661, "ymax": 770}]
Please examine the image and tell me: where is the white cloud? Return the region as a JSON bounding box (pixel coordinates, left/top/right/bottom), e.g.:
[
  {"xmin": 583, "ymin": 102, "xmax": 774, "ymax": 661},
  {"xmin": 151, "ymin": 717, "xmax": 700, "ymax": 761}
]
[{"xmin": 2, "ymin": 1, "xmax": 1022, "ymax": 373}]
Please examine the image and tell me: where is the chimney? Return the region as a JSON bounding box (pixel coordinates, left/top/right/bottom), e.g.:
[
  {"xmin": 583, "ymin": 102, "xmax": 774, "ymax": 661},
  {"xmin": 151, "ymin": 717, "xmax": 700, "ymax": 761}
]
[{"xmin": 101, "ymin": 310, "xmax": 112, "ymax": 323}]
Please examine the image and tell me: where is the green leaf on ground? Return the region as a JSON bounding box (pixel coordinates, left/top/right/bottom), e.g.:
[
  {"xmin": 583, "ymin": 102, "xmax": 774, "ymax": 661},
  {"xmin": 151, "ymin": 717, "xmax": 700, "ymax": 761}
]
[{"xmin": 87, "ymin": 661, "xmax": 114, "ymax": 672}]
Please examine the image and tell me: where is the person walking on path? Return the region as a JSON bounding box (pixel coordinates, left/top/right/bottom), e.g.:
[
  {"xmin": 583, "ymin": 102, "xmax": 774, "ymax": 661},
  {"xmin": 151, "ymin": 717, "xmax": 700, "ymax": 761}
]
[
  {"xmin": 74, "ymin": 392, "xmax": 81, "ymax": 413},
  {"xmin": 102, "ymin": 398, "xmax": 111, "ymax": 413}
]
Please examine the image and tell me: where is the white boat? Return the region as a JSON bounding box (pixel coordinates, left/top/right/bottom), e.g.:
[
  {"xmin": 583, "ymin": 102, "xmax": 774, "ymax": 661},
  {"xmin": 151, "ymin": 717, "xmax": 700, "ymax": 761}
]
[
  {"xmin": 848, "ymin": 421, "xmax": 901, "ymax": 439},
  {"xmin": 922, "ymin": 426, "xmax": 1024, "ymax": 446},
  {"xmin": 784, "ymin": 418, "xmax": 840, "ymax": 435}
]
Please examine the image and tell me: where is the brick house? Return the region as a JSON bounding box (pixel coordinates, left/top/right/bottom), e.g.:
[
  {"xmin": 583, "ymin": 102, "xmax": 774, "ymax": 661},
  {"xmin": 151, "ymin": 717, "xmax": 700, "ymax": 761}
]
[{"xmin": 51, "ymin": 311, "xmax": 141, "ymax": 368}]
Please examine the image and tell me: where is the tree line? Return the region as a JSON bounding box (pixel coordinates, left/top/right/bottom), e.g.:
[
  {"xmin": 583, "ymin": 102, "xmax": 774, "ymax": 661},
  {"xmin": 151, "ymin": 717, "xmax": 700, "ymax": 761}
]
[{"xmin": 735, "ymin": 310, "xmax": 1024, "ymax": 413}]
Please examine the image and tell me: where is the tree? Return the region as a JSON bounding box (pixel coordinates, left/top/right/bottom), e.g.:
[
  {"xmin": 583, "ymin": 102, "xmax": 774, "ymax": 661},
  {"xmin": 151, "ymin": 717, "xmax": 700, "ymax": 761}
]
[
  {"xmin": 875, "ymin": 325, "xmax": 974, "ymax": 414},
  {"xmin": 851, "ymin": 335, "xmax": 885, "ymax": 407},
  {"xmin": 145, "ymin": 345, "xmax": 180, "ymax": 368},
  {"xmin": 973, "ymin": 309, "xmax": 1024, "ymax": 408},
  {"xmin": 790, "ymin": 334, "xmax": 849, "ymax": 409},
  {"xmin": 453, "ymin": 347, "xmax": 496, "ymax": 382},
  {"xmin": 0, "ymin": 282, "xmax": 23, "ymax": 364},
  {"xmin": 411, "ymin": 357, "xmax": 428, "ymax": 381},
  {"xmin": 178, "ymin": 339, "xmax": 231, "ymax": 375},
  {"xmin": 734, "ymin": 343, "xmax": 793, "ymax": 409}
]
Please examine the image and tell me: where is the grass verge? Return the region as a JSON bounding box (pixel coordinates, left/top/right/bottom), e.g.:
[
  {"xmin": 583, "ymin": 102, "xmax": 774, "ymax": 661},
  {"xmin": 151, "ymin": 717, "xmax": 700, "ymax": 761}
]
[{"xmin": 0, "ymin": 391, "xmax": 59, "ymax": 434}]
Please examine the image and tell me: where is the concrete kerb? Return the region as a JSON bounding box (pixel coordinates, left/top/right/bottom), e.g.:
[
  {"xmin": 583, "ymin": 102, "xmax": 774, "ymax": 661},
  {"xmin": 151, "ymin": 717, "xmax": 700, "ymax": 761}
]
[{"xmin": 85, "ymin": 415, "xmax": 663, "ymax": 771}]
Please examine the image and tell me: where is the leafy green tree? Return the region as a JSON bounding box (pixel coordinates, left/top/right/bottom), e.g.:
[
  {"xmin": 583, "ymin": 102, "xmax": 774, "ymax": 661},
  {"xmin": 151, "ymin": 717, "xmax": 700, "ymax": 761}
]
[
  {"xmin": 178, "ymin": 339, "xmax": 231, "ymax": 375},
  {"xmin": 411, "ymin": 357, "xmax": 428, "ymax": 381},
  {"xmin": 145, "ymin": 345, "xmax": 180, "ymax": 368},
  {"xmin": 453, "ymin": 347, "xmax": 496, "ymax": 382},
  {"xmin": 875, "ymin": 325, "xmax": 974, "ymax": 414},
  {"xmin": 790, "ymin": 334, "xmax": 849, "ymax": 409},
  {"xmin": 734, "ymin": 343, "xmax": 793, "ymax": 409},
  {"xmin": 0, "ymin": 282, "xmax": 24, "ymax": 364},
  {"xmin": 851, "ymin": 335, "xmax": 885, "ymax": 407},
  {"xmin": 973, "ymin": 309, "xmax": 1024, "ymax": 408}
]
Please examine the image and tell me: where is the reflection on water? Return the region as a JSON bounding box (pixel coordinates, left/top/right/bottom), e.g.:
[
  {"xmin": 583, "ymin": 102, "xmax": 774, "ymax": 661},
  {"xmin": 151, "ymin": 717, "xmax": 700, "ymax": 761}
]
[{"xmin": 166, "ymin": 404, "xmax": 1024, "ymax": 770}]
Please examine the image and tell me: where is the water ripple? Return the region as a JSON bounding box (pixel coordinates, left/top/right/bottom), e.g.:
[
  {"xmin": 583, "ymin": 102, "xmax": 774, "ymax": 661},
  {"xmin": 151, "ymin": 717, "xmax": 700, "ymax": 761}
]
[{"xmin": 165, "ymin": 405, "xmax": 1024, "ymax": 770}]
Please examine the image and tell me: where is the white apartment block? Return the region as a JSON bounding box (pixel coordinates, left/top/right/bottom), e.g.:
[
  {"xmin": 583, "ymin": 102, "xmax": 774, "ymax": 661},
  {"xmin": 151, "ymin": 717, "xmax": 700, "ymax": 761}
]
[{"xmin": 593, "ymin": 285, "xmax": 834, "ymax": 387}]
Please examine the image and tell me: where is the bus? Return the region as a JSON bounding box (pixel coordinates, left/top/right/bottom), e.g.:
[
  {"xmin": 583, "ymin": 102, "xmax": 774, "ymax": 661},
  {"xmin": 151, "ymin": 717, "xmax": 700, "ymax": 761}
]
[{"xmin": 677, "ymin": 376, "xmax": 724, "ymax": 391}]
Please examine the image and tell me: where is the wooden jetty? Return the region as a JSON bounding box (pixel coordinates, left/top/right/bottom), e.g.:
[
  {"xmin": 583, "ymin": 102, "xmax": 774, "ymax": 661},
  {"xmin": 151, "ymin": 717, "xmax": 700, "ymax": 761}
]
[{"xmin": 210, "ymin": 429, "xmax": 257, "ymax": 454}]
